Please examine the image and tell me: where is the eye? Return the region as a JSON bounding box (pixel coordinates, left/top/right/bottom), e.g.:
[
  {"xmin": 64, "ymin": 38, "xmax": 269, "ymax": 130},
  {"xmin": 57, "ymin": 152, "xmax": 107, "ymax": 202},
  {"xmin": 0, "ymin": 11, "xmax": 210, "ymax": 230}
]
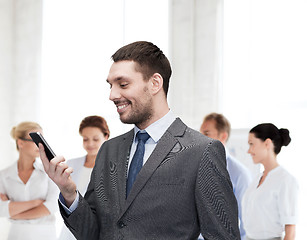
[{"xmin": 120, "ymin": 82, "xmax": 128, "ymax": 88}]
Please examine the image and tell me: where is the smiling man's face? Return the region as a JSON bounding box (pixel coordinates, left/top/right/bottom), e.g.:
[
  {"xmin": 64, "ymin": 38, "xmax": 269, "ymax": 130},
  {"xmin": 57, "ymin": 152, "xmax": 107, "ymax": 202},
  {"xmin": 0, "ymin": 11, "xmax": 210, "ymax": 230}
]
[{"xmin": 107, "ymin": 60, "xmax": 153, "ymax": 128}]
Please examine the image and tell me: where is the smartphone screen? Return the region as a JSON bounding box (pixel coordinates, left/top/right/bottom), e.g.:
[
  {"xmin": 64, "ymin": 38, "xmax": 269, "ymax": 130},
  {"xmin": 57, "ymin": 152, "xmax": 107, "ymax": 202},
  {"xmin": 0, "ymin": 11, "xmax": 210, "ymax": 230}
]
[{"xmin": 29, "ymin": 132, "xmax": 56, "ymax": 161}]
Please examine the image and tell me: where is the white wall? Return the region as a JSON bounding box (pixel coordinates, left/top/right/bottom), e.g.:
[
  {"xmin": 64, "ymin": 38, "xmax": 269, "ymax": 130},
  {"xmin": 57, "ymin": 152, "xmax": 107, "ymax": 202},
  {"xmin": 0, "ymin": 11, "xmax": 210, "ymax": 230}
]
[
  {"xmin": 0, "ymin": 1, "xmax": 14, "ymax": 237},
  {"xmin": 0, "ymin": 0, "xmax": 15, "ymax": 171},
  {"xmin": 0, "ymin": 0, "xmax": 42, "ymax": 170},
  {"xmin": 0, "ymin": 0, "xmax": 223, "ymax": 172},
  {"xmin": 0, "ymin": 0, "xmax": 43, "ymax": 238},
  {"xmin": 169, "ymin": 0, "xmax": 223, "ymax": 129}
]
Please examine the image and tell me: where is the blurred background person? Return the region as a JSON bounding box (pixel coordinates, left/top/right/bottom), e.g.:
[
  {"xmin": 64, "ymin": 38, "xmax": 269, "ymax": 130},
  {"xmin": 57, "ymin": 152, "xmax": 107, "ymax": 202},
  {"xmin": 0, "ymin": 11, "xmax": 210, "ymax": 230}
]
[
  {"xmin": 243, "ymin": 123, "xmax": 298, "ymax": 240},
  {"xmin": 59, "ymin": 115, "xmax": 109, "ymax": 240},
  {"xmin": 0, "ymin": 121, "xmax": 58, "ymax": 240},
  {"xmin": 200, "ymin": 113, "xmax": 252, "ymax": 240}
]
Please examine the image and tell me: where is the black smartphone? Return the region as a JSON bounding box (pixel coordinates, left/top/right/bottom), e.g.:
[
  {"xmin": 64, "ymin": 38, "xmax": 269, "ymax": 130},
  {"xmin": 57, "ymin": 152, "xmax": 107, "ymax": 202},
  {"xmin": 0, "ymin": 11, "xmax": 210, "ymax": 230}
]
[{"xmin": 29, "ymin": 132, "xmax": 56, "ymax": 161}]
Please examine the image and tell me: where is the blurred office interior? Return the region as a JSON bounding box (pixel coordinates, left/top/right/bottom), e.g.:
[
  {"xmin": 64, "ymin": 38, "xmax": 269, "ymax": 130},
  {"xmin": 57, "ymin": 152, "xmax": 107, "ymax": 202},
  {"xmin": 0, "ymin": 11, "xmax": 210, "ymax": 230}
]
[{"xmin": 1, "ymin": 0, "xmax": 306, "ymax": 239}]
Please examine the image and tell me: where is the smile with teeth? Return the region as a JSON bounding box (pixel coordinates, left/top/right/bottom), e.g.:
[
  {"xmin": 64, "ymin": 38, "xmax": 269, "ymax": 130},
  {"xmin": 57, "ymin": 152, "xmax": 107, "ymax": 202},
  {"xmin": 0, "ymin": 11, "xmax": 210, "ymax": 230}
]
[
  {"xmin": 118, "ymin": 104, "xmax": 128, "ymax": 110},
  {"xmin": 116, "ymin": 101, "xmax": 131, "ymax": 112}
]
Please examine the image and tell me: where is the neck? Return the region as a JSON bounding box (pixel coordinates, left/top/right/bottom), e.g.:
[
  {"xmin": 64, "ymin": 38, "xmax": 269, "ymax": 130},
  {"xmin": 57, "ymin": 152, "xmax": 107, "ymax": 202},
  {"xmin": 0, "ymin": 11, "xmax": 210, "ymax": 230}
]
[
  {"xmin": 18, "ymin": 156, "xmax": 35, "ymax": 171},
  {"xmin": 262, "ymin": 155, "xmax": 279, "ymax": 175},
  {"xmin": 84, "ymin": 154, "xmax": 96, "ymax": 168},
  {"xmin": 137, "ymin": 103, "xmax": 170, "ymax": 130}
]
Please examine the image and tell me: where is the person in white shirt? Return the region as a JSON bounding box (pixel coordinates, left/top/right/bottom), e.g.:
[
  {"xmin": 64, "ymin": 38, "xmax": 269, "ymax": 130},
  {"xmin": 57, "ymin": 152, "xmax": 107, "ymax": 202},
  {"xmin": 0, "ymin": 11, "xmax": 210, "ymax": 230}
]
[
  {"xmin": 0, "ymin": 121, "xmax": 58, "ymax": 240},
  {"xmin": 242, "ymin": 123, "xmax": 298, "ymax": 240},
  {"xmin": 58, "ymin": 115, "xmax": 109, "ymax": 240}
]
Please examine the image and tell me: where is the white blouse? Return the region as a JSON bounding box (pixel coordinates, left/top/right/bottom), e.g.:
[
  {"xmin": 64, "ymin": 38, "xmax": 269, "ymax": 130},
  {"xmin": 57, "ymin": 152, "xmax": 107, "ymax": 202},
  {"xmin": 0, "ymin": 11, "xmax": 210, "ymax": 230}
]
[
  {"xmin": 0, "ymin": 160, "xmax": 58, "ymax": 223},
  {"xmin": 65, "ymin": 156, "xmax": 93, "ymax": 196},
  {"xmin": 77, "ymin": 166, "xmax": 93, "ymax": 196},
  {"xmin": 242, "ymin": 166, "xmax": 299, "ymax": 239}
]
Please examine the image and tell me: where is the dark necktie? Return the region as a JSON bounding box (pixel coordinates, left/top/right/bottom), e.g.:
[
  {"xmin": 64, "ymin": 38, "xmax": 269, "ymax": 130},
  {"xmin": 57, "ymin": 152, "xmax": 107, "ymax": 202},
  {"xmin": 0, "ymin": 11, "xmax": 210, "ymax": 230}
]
[{"xmin": 126, "ymin": 131, "xmax": 150, "ymax": 197}]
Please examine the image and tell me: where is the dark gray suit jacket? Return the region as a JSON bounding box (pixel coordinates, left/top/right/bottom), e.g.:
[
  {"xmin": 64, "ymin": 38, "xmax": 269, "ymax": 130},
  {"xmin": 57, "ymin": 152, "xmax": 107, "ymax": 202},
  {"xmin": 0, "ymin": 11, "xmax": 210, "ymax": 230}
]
[{"xmin": 60, "ymin": 118, "xmax": 240, "ymax": 239}]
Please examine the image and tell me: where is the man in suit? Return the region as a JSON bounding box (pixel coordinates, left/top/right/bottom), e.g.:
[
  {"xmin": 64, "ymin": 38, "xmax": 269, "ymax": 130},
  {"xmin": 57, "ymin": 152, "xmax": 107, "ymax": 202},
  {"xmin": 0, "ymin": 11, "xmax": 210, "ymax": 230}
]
[{"xmin": 39, "ymin": 41, "xmax": 240, "ymax": 239}]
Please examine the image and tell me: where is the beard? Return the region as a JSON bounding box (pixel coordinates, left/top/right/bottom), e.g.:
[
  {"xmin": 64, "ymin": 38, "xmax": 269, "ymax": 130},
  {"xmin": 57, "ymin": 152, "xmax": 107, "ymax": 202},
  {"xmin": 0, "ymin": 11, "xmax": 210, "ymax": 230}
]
[
  {"xmin": 119, "ymin": 87, "xmax": 153, "ymax": 127},
  {"xmin": 119, "ymin": 99, "xmax": 153, "ymax": 126}
]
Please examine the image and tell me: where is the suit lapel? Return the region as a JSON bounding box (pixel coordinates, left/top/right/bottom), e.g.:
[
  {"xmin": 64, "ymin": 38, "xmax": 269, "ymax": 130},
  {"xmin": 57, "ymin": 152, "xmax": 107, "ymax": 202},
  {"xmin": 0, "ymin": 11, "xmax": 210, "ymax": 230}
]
[
  {"xmin": 116, "ymin": 129, "xmax": 134, "ymax": 211},
  {"xmin": 119, "ymin": 118, "xmax": 187, "ymax": 219}
]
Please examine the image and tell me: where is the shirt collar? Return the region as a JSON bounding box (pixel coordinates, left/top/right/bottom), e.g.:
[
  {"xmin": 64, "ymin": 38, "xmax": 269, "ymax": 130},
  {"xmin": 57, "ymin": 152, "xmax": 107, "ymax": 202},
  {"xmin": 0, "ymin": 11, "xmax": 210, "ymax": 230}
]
[
  {"xmin": 133, "ymin": 110, "xmax": 176, "ymax": 143},
  {"xmin": 3, "ymin": 159, "xmax": 44, "ymax": 180},
  {"xmin": 224, "ymin": 147, "xmax": 230, "ymax": 158}
]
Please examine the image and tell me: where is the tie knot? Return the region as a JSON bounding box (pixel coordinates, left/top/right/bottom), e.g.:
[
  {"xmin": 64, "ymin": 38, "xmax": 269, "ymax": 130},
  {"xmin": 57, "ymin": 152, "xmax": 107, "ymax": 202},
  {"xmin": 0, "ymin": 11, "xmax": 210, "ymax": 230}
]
[{"xmin": 136, "ymin": 131, "xmax": 150, "ymax": 143}]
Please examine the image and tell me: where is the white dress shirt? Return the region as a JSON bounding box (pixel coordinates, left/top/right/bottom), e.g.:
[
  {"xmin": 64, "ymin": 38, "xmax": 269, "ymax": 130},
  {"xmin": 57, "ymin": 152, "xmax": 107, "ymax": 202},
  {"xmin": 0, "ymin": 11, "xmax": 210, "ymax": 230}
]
[
  {"xmin": 129, "ymin": 110, "xmax": 176, "ymax": 169},
  {"xmin": 242, "ymin": 165, "xmax": 299, "ymax": 239}
]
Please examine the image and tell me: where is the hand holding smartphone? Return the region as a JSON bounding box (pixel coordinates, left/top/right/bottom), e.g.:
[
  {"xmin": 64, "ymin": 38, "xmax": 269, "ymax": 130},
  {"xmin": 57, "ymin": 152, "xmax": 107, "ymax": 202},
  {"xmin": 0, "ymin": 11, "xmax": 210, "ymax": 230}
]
[{"xmin": 29, "ymin": 132, "xmax": 56, "ymax": 161}]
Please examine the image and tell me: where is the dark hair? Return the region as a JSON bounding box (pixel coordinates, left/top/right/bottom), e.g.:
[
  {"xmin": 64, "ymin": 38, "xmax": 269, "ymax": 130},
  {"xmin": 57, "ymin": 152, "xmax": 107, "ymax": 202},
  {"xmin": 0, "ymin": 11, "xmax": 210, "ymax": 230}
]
[
  {"xmin": 203, "ymin": 113, "xmax": 231, "ymax": 139},
  {"xmin": 249, "ymin": 123, "xmax": 291, "ymax": 154},
  {"xmin": 79, "ymin": 115, "xmax": 110, "ymax": 139},
  {"xmin": 111, "ymin": 41, "xmax": 172, "ymax": 96}
]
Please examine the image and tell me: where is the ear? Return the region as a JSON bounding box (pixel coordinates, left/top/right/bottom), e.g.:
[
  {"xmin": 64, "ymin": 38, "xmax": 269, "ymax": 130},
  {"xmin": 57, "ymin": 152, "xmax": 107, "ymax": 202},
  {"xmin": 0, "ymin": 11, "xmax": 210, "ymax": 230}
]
[
  {"xmin": 16, "ymin": 139, "xmax": 24, "ymax": 150},
  {"xmin": 264, "ymin": 138, "xmax": 273, "ymax": 150},
  {"xmin": 150, "ymin": 73, "xmax": 163, "ymax": 95},
  {"xmin": 219, "ymin": 131, "xmax": 228, "ymax": 145}
]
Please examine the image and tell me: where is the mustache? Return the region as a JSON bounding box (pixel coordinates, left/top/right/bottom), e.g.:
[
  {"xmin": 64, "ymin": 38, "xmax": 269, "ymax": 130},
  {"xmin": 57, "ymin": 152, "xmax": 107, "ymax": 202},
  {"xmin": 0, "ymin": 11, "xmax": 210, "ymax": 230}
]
[{"xmin": 113, "ymin": 100, "xmax": 131, "ymax": 105}]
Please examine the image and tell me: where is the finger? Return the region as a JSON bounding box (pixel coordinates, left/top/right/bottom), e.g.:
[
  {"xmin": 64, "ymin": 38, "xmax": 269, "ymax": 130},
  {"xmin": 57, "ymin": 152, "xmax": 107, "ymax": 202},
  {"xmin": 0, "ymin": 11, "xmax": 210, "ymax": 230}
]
[
  {"xmin": 54, "ymin": 161, "xmax": 69, "ymax": 177},
  {"xmin": 48, "ymin": 155, "xmax": 65, "ymax": 172},
  {"xmin": 55, "ymin": 166, "xmax": 74, "ymax": 190},
  {"xmin": 0, "ymin": 193, "xmax": 8, "ymax": 201},
  {"xmin": 64, "ymin": 167, "xmax": 74, "ymax": 176}
]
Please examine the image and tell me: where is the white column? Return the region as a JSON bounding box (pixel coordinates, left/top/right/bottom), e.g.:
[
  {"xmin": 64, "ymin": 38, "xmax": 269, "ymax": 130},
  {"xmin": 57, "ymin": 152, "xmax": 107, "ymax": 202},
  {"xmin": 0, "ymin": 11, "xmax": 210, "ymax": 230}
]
[
  {"xmin": 169, "ymin": 0, "xmax": 223, "ymax": 130},
  {"xmin": 12, "ymin": 0, "xmax": 43, "ymax": 123},
  {"xmin": 0, "ymin": 0, "xmax": 43, "ymax": 169},
  {"xmin": 0, "ymin": 0, "xmax": 15, "ymax": 167},
  {"xmin": 0, "ymin": 0, "xmax": 43, "ymax": 237}
]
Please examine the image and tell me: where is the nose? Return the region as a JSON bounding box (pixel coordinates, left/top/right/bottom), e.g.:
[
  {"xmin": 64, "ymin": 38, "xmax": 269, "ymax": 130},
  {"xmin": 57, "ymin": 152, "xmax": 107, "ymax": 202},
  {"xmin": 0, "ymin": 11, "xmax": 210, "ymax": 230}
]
[
  {"xmin": 109, "ymin": 85, "xmax": 120, "ymax": 101},
  {"xmin": 87, "ymin": 139, "xmax": 94, "ymax": 146},
  {"xmin": 85, "ymin": 141, "xmax": 95, "ymax": 151},
  {"xmin": 247, "ymin": 147, "xmax": 251, "ymax": 154}
]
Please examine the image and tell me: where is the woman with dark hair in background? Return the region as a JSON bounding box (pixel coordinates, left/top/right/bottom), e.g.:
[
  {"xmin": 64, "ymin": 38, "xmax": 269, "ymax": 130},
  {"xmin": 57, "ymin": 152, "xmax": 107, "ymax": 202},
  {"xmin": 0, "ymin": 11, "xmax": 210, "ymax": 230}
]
[
  {"xmin": 0, "ymin": 121, "xmax": 58, "ymax": 240},
  {"xmin": 59, "ymin": 115, "xmax": 109, "ymax": 240},
  {"xmin": 242, "ymin": 123, "xmax": 298, "ymax": 240}
]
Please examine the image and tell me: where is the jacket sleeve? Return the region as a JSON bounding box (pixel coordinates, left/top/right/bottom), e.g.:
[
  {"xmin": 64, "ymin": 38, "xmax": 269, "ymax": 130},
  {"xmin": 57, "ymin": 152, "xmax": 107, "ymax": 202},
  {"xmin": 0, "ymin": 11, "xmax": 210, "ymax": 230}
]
[
  {"xmin": 196, "ymin": 140, "xmax": 241, "ymax": 240},
  {"xmin": 59, "ymin": 165, "xmax": 100, "ymax": 240}
]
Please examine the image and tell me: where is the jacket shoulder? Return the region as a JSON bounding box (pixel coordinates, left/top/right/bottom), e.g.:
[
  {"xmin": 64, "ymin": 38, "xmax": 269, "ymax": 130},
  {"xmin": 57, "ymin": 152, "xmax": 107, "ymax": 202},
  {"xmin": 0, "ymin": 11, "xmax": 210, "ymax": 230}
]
[{"xmin": 103, "ymin": 129, "xmax": 134, "ymax": 146}]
